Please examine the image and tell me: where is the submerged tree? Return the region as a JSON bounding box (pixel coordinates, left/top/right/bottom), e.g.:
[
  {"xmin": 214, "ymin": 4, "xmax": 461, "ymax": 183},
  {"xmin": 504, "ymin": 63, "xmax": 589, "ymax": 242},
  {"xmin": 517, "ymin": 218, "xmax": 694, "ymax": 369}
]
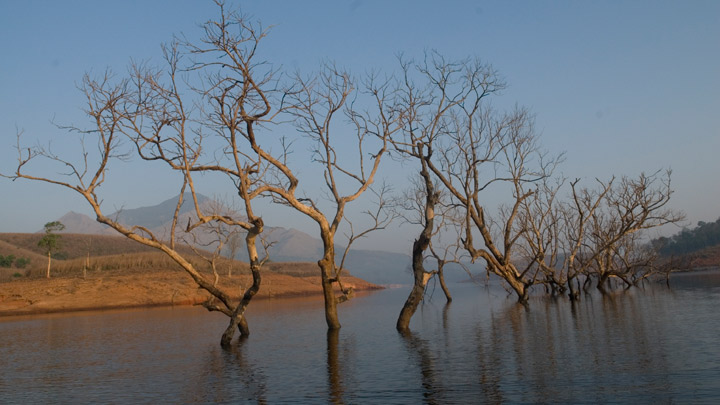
[
  {"xmin": 576, "ymin": 171, "xmax": 683, "ymax": 293},
  {"xmin": 536, "ymin": 172, "xmax": 681, "ymax": 297},
  {"xmin": 38, "ymin": 221, "xmax": 65, "ymax": 278},
  {"xmin": 391, "ymin": 53, "xmax": 560, "ymax": 305},
  {"xmin": 261, "ymin": 65, "xmax": 399, "ymax": 330},
  {"xmin": 516, "ymin": 169, "xmax": 684, "ymax": 300},
  {"xmin": 390, "ymin": 54, "xmax": 503, "ymax": 329},
  {"xmin": 8, "ymin": 3, "xmax": 277, "ymax": 346},
  {"xmin": 391, "ymin": 53, "xmax": 681, "ymax": 307},
  {"xmin": 8, "ymin": 1, "xmax": 397, "ymax": 339},
  {"xmin": 5, "ymin": 2, "xmax": 687, "ymax": 347}
]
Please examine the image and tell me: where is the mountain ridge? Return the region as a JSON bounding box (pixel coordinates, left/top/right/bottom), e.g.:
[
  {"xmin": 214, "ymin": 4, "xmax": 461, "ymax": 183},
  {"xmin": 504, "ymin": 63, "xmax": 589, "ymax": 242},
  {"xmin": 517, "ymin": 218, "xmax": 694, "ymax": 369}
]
[{"xmin": 50, "ymin": 194, "xmax": 414, "ymax": 284}]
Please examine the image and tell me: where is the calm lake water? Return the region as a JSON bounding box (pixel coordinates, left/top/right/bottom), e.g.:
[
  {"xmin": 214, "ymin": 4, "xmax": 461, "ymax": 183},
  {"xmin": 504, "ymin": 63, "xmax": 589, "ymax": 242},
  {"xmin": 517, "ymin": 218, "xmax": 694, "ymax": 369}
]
[{"xmin": 2, "ymin": 271, "xmax": 720, "ymax": 403}]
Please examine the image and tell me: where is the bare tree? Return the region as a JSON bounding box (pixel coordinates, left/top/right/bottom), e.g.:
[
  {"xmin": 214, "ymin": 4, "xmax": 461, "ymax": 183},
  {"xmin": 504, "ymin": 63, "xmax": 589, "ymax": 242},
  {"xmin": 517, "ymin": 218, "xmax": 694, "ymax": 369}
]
[
  {"xmin": 391, "ymin": 53, "xmax": 559, "ymax": 305},
  {"xmin": 7, "ymin": 3, "xmax": 281, "ymax": 346},
  {"xmin": 517, "ymin": 177, "xmax": 609, "ymax": 299},
  {"xmin": 252, "ymin": 65, "xmax": 400, "ymax": 330},
  {"xmin": 518, "ymin": 171, "xmax": 684, "ymax": 299},
  {"xmin": 390, "ymin": 54, "xmax": 502, "ymax": 328},
  {"xmin": 581, "ymin": 171, "xmax": 683, "ymax": 293},
  {"xmin": 7, "ymin": 2, "xmax": 399, "ymax": 336},
  {"xmin": 392, "ymin": 162, "xmax": 466, "ymax": 330},
  {"xmin": 394, "ymin": 152, "xmax": 442, "ymax": 330},
  {"xmin": 393, "ymin": 54, "xmax": 682, "ymax": 307},
  {"xmin": 175, "ymin": 3, "xmax": 401, "ymax": 331}
]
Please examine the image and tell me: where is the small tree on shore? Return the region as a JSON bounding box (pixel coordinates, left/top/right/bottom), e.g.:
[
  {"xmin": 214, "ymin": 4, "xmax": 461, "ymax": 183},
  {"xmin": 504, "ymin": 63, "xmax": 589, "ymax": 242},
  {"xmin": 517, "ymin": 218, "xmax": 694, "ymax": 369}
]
[{"xmin": 38, "ymin": 221, "xmax": 65, "ymax": 278}]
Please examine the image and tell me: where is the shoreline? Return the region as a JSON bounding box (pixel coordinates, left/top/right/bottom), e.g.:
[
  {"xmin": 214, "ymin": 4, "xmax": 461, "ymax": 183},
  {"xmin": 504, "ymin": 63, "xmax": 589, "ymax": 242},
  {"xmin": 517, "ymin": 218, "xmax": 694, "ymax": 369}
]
[
  {"xmin": 0, "ymin": 288, "xmax": 384, "ymax": 319},
  {"xmin": 0, "ymin": 270, "xmax": 383, "ymax": 319}
]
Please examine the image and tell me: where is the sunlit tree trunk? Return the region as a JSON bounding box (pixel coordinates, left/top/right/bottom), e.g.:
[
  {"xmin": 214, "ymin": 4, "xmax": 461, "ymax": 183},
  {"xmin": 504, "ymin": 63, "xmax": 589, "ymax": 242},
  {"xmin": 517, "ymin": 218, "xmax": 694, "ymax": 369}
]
[
  {"xmin": 220, "ymin": 218, "xmax": 263, "ymax": 346},
  {"xmin": 319, "ymin": 232, "xmax": 341, "ymax": 330},
  {"xmin": 397, "ymin": 162, "xmax": 437, "ymax": 331}
]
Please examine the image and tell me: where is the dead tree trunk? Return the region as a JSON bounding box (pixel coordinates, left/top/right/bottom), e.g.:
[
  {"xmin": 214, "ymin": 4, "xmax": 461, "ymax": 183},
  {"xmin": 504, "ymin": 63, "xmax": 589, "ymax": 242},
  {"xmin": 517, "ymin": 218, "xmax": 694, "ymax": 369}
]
[
  {"xmin": 437, "ymin": 265, "xmax": 452, "ymax": 303},
  {"xmin": 507, "ymin": 274, "xmax": 530, "ymax": 305},
  {"xmin": 567, "ymin": 274, "xmax": 580, "ymax": 301},
  {"xmin": 397, "ymin": 162, "xmax": 438, "ymax": 331},
  {"xmin": 596, "ymin": 273, "xmax": 610, "ymax": 295},
  {"xmin": 220, "ymin": 218, "xmax": 264, "ymax": 346},
  {"xmin": 396, "ymin": 236, "xmax": 435, "ymax": 331},
  {"xmin": 319, "ymin": 231, "xmax": 341, "ymax": 330}
]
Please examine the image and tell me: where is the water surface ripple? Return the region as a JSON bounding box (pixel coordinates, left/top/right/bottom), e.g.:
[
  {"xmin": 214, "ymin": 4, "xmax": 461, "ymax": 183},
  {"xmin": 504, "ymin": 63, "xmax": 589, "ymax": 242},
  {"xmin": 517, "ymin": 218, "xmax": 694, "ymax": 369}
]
[{"xmin": 2, "ymin": 271, "xmax": 719, "ymax": 403}]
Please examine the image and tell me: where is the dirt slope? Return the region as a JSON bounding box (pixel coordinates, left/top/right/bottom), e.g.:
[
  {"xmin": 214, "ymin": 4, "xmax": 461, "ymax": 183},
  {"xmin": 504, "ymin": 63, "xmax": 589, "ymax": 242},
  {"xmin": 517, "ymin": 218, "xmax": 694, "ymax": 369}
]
[{"xmin": 0, "ymin": 269, "xmax": 381, "ymax": 317}]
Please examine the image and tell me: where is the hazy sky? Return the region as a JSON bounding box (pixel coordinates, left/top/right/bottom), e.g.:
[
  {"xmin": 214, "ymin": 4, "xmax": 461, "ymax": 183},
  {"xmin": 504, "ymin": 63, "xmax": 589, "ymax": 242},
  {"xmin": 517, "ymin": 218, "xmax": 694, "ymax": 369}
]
[{"xmin": 1, "ymin": 1, "xmax": 718, "ymax": 253}]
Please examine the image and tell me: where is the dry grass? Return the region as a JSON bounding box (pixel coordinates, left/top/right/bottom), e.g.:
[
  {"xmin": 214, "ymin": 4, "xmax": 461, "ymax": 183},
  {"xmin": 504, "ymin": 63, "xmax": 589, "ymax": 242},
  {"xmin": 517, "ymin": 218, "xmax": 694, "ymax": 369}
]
[
  {"xmin": 0, "ymin": 233, "xmax": 230, "ymax": 281},
  {"xmin": 0, "ymin": 233, "xmax": 167, "ymax": 259},
  {"xmin": 19, "ymin": 251, "xmax": 255, "ymax": 279},
  {"xmin": 1, "ymin": 233, "xmax": 331, "ymax": 282},
  {"xmin": 0, "ymin": 235, "xmax": 381, "ymax": 316}
]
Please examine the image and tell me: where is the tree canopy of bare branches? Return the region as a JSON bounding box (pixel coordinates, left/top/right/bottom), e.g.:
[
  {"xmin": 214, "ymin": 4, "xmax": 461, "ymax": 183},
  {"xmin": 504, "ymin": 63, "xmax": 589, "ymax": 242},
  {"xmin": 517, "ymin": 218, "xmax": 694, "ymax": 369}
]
[
  {"xmin": 390, "ymin": 53, "xmax": 682, "ymax": 311},
  {"xmin": 5, "ymin": 2, "xmax": 685, "ymax": 342},
  {"xmin": 7, "ymin": 1, "xmax": 401, "ymax": 338}
]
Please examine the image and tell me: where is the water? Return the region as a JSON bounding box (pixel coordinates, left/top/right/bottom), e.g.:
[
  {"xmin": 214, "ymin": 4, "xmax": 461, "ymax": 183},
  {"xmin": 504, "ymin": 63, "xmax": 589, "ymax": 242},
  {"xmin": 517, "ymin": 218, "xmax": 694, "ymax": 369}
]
[{"xmin": 1, "ymin": 271, "xmax": 720, "ymax": 403}]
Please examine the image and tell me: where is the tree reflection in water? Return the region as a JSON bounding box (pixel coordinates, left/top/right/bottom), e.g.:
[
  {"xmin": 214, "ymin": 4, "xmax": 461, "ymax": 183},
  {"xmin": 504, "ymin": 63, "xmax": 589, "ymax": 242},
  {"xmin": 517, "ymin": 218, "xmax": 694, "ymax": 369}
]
[
  {"xmin": 2, "ymin": 276, "xmax": 719, "ymax": 402},
  {"xmin": 185, "ymin": 337, "xmax": 268, "ymax": 404},
  {"xmin": 400, "ymin": 329, "xmax": 445, "ymax": 404},
  {"xmin": 326, "ymin": 329, "xmax": 344, "ymax": 404}
]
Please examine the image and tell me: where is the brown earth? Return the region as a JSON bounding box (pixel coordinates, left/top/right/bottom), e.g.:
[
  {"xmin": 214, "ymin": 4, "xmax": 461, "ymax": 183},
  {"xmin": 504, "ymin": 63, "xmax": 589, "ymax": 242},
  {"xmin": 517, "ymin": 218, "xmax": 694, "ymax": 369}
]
[
  {"xmin": 684, "ymin": 245, "xmax": 720, "ymax": 269},
  {"xmin": 0, "ymin": 267, "xmax": 381, "ymax": 317},
  {"xmin": 0, "ymin": 233, "xmax": 382, "ymax": 317}
]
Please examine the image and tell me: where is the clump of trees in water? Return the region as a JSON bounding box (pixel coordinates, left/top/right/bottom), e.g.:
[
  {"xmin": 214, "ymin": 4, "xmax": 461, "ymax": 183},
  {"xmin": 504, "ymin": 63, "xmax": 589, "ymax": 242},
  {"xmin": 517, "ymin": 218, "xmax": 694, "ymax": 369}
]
[
  {"xmin": 388, "ymin": 56, "xmax": 683, "ymax": 330},
  {"xmin": 5, "ymin": 1, "xmax": 684, "ymax": 343}
]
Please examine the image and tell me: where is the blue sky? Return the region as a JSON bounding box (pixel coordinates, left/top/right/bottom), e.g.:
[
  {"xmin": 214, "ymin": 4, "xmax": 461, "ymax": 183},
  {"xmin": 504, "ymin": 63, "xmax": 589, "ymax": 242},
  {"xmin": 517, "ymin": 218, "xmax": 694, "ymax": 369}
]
[{"xmin": 1, "ymin": 1, "xmax": 718, "ymax": 252}]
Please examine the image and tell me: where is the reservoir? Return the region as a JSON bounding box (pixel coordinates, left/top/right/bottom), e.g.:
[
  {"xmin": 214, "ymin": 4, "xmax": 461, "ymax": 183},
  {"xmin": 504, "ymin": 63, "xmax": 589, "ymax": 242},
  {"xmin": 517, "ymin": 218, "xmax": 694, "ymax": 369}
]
[{"xmin": 2, "ymin": 270, "xmax": 719, "ymax": 403}]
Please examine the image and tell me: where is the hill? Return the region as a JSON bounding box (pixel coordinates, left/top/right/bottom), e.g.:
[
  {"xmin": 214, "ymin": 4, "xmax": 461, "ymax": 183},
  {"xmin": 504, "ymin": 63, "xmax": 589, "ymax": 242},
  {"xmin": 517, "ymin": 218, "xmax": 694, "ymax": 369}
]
[
  {"xmin": 654, "ymin": 217, "xmax": 720, "ymax": 257},
  {"xmin": 52, "ymin": 193, "xmax": 214, "ymax": 237},
  {"xmin": 684, "ymin": 245, "xmax": 720, "ymax": 269},
  {"xmin": 652, "ymin": 217, "xmax": 720, "ymax": 270},
  {"xmin": 0, "ymin": 233, "xmax": 160, "ymax": 260},
  {"xmin": 45, "ymin": 193, "xmax": 417, "ymax": 285},
  {"xmin": 0, "ymin": 233, "xmax": 381, "ymax": 316}
]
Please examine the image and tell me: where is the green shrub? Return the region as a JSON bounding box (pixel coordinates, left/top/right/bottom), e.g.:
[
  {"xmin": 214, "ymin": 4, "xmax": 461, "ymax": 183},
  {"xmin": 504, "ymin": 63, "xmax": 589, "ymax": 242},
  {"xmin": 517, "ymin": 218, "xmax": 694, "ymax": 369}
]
[
  {"xmin": 14, "ymin": 257, "xmax": 30, "ymax": 268},
  {"xmin": 52, "ymin": 252, "xmax": 68, "ymax": 260},
  {"xmin": 0, "ymin": 254, "xmax": 16, "ymax": 267}
]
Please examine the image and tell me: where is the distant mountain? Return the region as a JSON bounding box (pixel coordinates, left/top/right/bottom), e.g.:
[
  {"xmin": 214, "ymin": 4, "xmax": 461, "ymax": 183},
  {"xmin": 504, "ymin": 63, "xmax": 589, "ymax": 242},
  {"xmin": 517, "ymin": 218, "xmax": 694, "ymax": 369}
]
[
  {"xmin": 341, "ymin": 248, "xmax": 413, "ymax": 285},
  {"xmin": 51, "ymin": 194, "xmax": 211, "ymax": 236},
  {"xmin": 268, "ymin": 227, "xmax": 323, "ymax": 261},
  {"xmin": 111, "ymin": 193, "xmax": 210, "ymax": 230},
  {"xmin": 56, "ymin": 211, "xmax": 113, "ymax": 235},
  {"xmin": 51, "ymin": 193, "xmax": 415, "ymax": 284}
]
